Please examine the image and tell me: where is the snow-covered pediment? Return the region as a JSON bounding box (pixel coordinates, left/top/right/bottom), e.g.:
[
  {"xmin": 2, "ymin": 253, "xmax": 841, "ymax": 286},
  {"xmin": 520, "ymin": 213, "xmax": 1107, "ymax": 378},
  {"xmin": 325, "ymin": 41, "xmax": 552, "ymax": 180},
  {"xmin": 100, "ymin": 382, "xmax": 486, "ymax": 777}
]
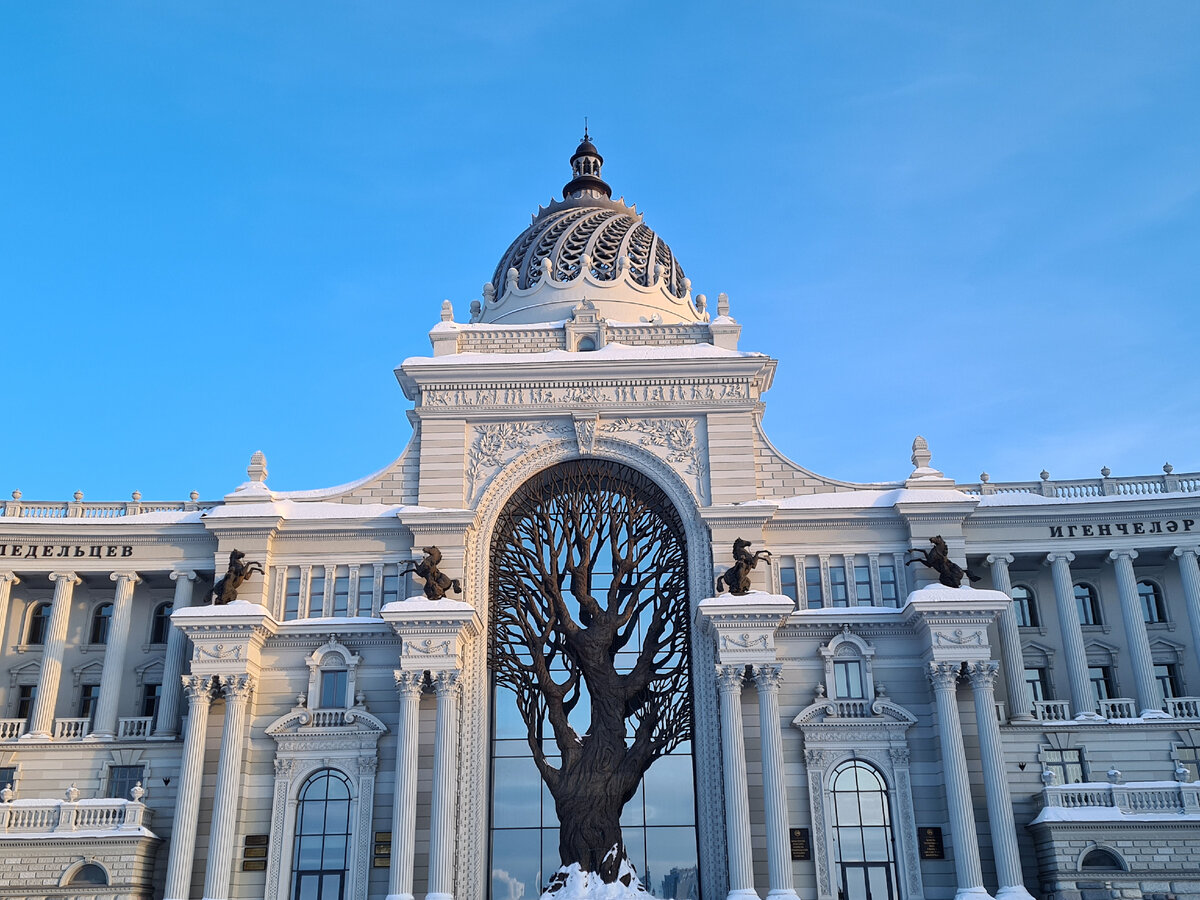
[{"xmin": 266, "ymin": 703, "xmax": 387, "ymax": 738}]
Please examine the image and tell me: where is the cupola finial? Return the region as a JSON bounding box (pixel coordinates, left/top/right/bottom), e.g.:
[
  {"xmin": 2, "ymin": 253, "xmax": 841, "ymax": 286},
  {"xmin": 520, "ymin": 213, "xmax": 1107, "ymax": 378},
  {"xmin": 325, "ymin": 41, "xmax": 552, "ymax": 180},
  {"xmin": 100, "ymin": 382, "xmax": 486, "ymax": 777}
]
[{"xmin": 563, "ymin": 126, "xmax": 612, "ymax": 200}]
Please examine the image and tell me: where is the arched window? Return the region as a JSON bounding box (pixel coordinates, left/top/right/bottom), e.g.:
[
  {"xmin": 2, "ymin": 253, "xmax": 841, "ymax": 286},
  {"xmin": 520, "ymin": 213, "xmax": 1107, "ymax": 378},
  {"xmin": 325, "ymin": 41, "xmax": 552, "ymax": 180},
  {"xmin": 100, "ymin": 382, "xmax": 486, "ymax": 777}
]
[
  {"xmin": 1012, "ymin": 584, "xmax": 1040, "ymax": 628},
  {"xmin": 26, "ymin": 603, "xmax": 50, "ymax": 645},
  {"xmin": 1073, "ymin": 583, "xmax": 1102, "ymax": 626},
  {"xmin": 831, "ymin": 760, "xmax": 897, "ymax": 900},
  {"xmin": 90, "ymin": 603, "xmax": 113, "ymax": 644},
  {"xmin": 291, "ymin": 768, "xmax": 352, "ymax": 900},
  {"xmin": 150, "ymin": 601, "xmax": 174, "ymax": 644},
  {"xmin": 67, "ymin": 863, "xmax": 108, "ymax": 886},
  {"xmin": 1080, "ymin": 848, "xmax": 1124, "ymax": 871},
  {"xmin": 1137, "ymin": 580, "xmax": 1166, "ymax": 624}
]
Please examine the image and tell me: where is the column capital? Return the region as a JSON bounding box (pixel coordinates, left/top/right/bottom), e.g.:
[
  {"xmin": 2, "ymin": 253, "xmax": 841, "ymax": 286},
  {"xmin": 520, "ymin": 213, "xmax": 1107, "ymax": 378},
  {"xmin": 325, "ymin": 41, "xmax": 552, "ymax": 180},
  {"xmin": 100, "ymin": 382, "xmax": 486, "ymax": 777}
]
[
  {"xmin": 430, "ymin": 669, "xmax": 460, "ymax": 697},
  {"xmin": 753, "ymin": 662, "xmax": 785, "ymax": 692},
  {"xmin": 985, "ymin": 553, "xmax": 1014, "ymax": 567},
  {"xmin": 717, "ymin": 664, "xmax": 746, "ymax": 694},
  {"xmin": 394, "ymin": 669, "xmax": 425, "ymax": 697},
  {"xmin": 1172, "ymin": 546, "xmax": 1200, "ymax": 560},
  {"xmin": 1044, "ymin": 551, "xmax": 1075, "ymax": 567},
  {"xmin": 110, "ymin": 570, "xmax": 142, "ymax": 585},
  {"xmin": 218, "ymin": 673, "xmax": 255, "ymax": 701},
  {"xmin": 966, "ymin": 660, "xmax": 1000, "ymax": 691},
  {"xmin": 170, "ymin": 569, "xmax": 199, "ymax": 582},
  {"xmin": 182, "ymin": 674, "xmax": 215, "ymax": 704},
  {"xmin": 927, "ymin": 660, "xmax": 961, "ymax": 691},
  {"xmin": 0, "ymin": 572, "xmax": 19, "ymax": 586},
  {"xmin": 1106, "ymin": 549, "xmax": 1139, "ymax": 564},
  {"xmin": 48, "ymin": 571, "xmax": 81, "ymax": 585}
]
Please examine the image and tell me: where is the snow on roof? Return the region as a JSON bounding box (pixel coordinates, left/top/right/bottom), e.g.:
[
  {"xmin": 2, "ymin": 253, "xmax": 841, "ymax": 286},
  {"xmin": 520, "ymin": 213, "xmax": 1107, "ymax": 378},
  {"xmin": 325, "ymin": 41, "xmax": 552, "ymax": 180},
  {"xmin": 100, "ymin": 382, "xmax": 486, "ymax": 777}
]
[
  {"xmin": 745, "ymin": 488, "xmax": 977, "ymax": 510},
  {"xmin": 203, "ymin": 499, "xmax": 419, "ymax": 521},
  {"xmin": 1032, "ymin": 805, "xmax": 1200, "ymax": 824},
  {"xmin": 381, "ymin": 598, "xmax": 476, "ymax": 615},
  {"xmin": 0, "ymin": 509, "xmax": 208, "ymax": 526},
  {"xmin": 976, "ymin": 489, "xmax": 1200, "ymax": 507},
  {"xmin": 401, "ymin": 341, "xmax": 765, "ymax": 368}
]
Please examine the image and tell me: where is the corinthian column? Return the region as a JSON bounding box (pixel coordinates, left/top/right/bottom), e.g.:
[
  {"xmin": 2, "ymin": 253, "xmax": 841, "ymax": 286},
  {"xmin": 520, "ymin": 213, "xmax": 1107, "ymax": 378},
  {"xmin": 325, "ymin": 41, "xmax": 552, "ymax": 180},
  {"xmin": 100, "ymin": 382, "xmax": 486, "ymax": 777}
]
[
  {"xmin": 24, "ymin": 572, "xmax": 81, "ymax": 740},
  {"xmin": 428, "ymin": 670, "xmax": 461, "ymax": 900},
  {"xmin": 0, "ymin": 573, "xmax": 19, "ymax": 657},
  {"xmin": 1108, "ymin": 550, "xmax": 1166, "ymax": 717},
  {"xmin": 1044, "ymin": 552, "xmax": 1098, "ymax": 719},
  {"xmin": 155, "ymin": 570, "xmax": 198, "ymax": 737},
  {"xmin": 717, "ymin": 665, "xmax": 757, "ymax": 900},
  {"xmin": 164, "ymin": 675, "xmax": 215, "ymax": 900},
  {"xmin": 966, "ymin": 662, "xmax": 1034, "ymax": 900},
  {"xmin": 985, "ymin": 554, "xmax": 1033, "ymax": 721},
  {"xmin": 203, "ymin": 674, "xmax": 254, "ymax": 900},
  {"xmin": 754, "ymin": 664, "xmax": 798, "ymax": 900},
  {"xmin": 90, "ymin": 571, "xmax": 141, "ymax": 739},
  {"xmin": 928, "ymin": 661, "xmax": 992, "ymax": 900},
  {"xmin": 387, "ymin": 670, "xmax": 424, "ymax": 900},
  {"xmin": 1173, "ymin": 547, "xmax": 1200, "ymax": 682}
]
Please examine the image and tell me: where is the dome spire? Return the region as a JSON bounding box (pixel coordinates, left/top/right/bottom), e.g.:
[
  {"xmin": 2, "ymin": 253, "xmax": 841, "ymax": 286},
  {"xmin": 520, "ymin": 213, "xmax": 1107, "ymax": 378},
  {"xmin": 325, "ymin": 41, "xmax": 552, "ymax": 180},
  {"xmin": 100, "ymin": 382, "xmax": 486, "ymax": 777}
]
[{"xmin": 563, "ymin": 126, "xmax": 612, "ymax": 200}]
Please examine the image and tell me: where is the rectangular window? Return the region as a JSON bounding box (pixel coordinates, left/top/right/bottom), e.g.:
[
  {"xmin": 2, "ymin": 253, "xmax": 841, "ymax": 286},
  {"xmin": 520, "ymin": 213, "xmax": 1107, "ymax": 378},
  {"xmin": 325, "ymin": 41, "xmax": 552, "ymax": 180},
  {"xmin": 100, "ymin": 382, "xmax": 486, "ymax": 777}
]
[
  {"xmin": 382, "ymin": 572, "xmax": 400, "ymax": 606},
  {"xmin": 879, "ymin": 565, "xmax": 898, "ymax": 607},
  {"xmin": 333, "ymin": 573, "xmax": 350, "ymax": 617},
  {"xmin": 308, "ymin": 571, "xmax": 325, "ymax": 618},
  {"xmin": 829, "ymin": 566, "xmax": 848, "ymax": 607},
  {"xmin": 283, "ymin": 572, "xmax": 301, "ymax": 621},
  {"xmin": 805, "ymin": 566, "xmax": 823, "ymax": 609},
  {"xmin": 141, "ymin": 683, "xmax": 162, "ymax": 719},
  {"xmin": 79, "ymin": 684, "xmax": 100, "ymax": 723},
  {"xmin": 320, "ymin": 670, "xmax": 348, "ymax": 709},
  {"xmin": 1043, "ymin": 749, "xmax": 1084, "ymax": 785},
  {"xmin": 0, "ymin": 766, "xmax": 15, "ymax": 790},
  {"xmin": 107, "ymin": 764, "xmax": 144, "ymax": 799},
  {"xmin": 1155, "ymin": 664, "xmax": 1181, "ymax": 702},
  {"xmin": 1024, "ymin": 667, "xmax": 1049, "ymax": 714},
  {"xmin": 833, "ymin": 661, "xmax": 865, "ymax": 699},
  {"xmin": 357, "ymin": 571, "xmax": 375, "ymax": 616},
  {"xmin": 854, "ymin": 565, "xmax": 873, "ymax": 606},
  {"xmin": 780, "ymin": 566, "xmax": 798, "ymax": 607},
  {"xmin": 15, "ymin": 685, "xmax": 35, "ymax": 720},
  {"xmin": 1089, "ymin": 666, "xmax": 1115, "ymax": 703},
  {"xmin": 1178, "ymin": 746, "xmax": 1200, "ymax": 782}
]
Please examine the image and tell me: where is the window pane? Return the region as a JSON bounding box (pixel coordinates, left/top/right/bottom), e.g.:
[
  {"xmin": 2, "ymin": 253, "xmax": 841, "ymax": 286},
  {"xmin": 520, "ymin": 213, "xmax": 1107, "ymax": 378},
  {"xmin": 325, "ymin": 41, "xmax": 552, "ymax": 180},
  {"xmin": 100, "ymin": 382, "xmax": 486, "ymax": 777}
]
[
  {"xmin": 490, "ymin": 829, "xmax": 540, "ymax": 900},
  {"xmin": 357, "ymin": 573, "xmax": 374, "ymax": 616},
  {"xmin": 492, "ymin": 757, "xmax": 542, "ymax": 827},
  {"xmin": 333, "ymin": 575, "xmax": 350, "ymax": 617},
  {"xmin": 855, "ymin": 565, "xmax": 872, "ymax": 605},
  {"xmin": 320, "ymin": 671, "xmax": 347, "ymax": 709},
  {"xmin": 643, "ymin": 826, "xmax": 700, "ymax": 900},
  {"xmin": 830, "ymin": 567, "xmax": 848, "ymax": 606},
  {"xmin": 780, "ymin": 566, "xmax": 798, "ymax": 605},
  {"xmin": 643, "ymin": 755, "xmax": 695, "ymax": 826},
  {"xmin": 308, "ymin": 574, "xmax": 325, "ymax": 617},
  {"xmin": 805, "ymin": 567, "xmax": 823, "ymax": 609},
  {"xmin": 284, "ymin": 575, "xmax": 301, "ymax": 620}
]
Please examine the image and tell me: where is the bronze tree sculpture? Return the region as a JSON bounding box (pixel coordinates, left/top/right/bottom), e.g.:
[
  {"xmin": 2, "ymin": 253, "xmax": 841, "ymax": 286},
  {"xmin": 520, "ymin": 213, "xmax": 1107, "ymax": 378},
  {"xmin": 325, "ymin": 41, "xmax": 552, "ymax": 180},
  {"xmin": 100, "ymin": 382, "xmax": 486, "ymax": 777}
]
[
  {"xmin": 398, "ymin": 546, "xmax": 462, "ymax": 601},
  {"xmin": 906, "ymin": 535, "xmax": 982, "ymax": 588},
  {"xmin": 490, "ymin": 459, "xmax": 691, "ymax": 889},
  {"xmin": 211, "ymin": 550, "xmax": 265, "ymax": 605}
]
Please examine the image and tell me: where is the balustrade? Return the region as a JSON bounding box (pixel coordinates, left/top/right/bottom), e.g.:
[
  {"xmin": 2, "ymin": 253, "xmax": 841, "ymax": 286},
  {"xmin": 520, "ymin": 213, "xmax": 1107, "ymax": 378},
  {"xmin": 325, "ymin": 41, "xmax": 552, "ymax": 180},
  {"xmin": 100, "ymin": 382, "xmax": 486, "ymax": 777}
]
[
  {"xmin": 117, "ymin": 716, "xmax": 153, "ymax": 739},
  {"xmin": 1043, "ymin": 781, "xmax": 1200, "ymax": 815},
  {"xmin": 52, "ymin": 718, "xmax": 91, "ymax": 740},
  {"xmin": 830, "ymin": 699, "xmax": 871, "ymax": 718},
  {"xmin": 1098, "ymin": 698, "xmax": 1139, "ymax": 719},
  {"xmin": 0, "ymin": 718, "xmax": 26, "ymax": 740},
  {"xmin": 0, "ymin": 798, "xmax": 150, "ymax": 833},
  {"xmin": 1166, "ymin": 697, "xmax": 1200, "ymax": 718},
  {"xmin": 1033, "ymin": 700, "xmax": 1072, "ymax": 721},
  {"xmin": 958, "ymin": 469, "xmax": 1200, "ymax": 498}
]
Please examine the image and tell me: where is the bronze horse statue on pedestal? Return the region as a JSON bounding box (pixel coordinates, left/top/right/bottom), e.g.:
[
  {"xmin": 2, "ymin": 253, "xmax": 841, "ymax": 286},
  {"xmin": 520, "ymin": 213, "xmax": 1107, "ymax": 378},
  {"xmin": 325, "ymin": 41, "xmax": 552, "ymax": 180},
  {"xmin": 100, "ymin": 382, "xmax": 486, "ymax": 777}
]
[
  {"xmin": 399, "ymin": 547, "xmax": 462, "ymax": 601},
  {"xmin": 211, "ymin": 550, "xmax": 265, "ymax": 605},
  {"xmin": 716, "ymin": 537, "xmax": 772, "ymax": 595},
  {"xmin": 906, "ymin": 535, "xmax": 982, "ymax": 588}
]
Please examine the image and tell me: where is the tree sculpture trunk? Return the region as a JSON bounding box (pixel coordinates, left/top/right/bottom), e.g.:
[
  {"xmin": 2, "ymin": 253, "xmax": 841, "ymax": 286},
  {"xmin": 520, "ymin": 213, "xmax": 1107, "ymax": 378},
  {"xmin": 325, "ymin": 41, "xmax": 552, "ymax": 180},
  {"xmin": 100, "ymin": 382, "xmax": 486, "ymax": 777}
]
[{"xmin": 490, "ymin": 459, "xmax": 693, "ymax": 891}]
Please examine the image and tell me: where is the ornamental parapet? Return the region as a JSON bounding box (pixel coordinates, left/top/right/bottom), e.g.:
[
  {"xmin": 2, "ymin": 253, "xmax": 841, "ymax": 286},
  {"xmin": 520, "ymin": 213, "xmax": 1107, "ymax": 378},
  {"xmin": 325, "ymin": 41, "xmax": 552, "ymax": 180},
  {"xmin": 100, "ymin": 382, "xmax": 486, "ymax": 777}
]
[
  {"xmin": 1033, "ymin": 781, "xmax": 1200, "ymax": 821},
  {"xmin": 959, "ymin": 466, "xmax": 1200, "ymax": 499}
]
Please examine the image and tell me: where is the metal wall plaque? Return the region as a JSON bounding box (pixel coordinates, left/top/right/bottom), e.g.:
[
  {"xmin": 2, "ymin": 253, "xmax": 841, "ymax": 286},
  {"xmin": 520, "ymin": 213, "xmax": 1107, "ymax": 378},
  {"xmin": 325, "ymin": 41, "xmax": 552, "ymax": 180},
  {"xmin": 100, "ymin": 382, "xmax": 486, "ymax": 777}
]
[
  {"xmin": 789, "ymin": 827, "xmax": 811, "ymax": 860},
  {"xmin": 918, "ymin": 826, "xmax": 945, "ymax": 860}
]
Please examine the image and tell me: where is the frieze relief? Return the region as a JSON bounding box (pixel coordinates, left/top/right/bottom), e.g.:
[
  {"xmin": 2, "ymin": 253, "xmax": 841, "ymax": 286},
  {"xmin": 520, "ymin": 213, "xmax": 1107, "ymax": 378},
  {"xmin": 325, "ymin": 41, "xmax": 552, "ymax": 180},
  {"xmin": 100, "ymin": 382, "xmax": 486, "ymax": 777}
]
[
  {"xmin": 465, "ymin": 421, "xmax": 575, "ymax": 501},
  {"xmin": 933, "ymin": 628, "xmax": 984, "ymax": 646},
  {"xmin": 422, "ymin": 381, "xmax": 750, "ymax": 410}
]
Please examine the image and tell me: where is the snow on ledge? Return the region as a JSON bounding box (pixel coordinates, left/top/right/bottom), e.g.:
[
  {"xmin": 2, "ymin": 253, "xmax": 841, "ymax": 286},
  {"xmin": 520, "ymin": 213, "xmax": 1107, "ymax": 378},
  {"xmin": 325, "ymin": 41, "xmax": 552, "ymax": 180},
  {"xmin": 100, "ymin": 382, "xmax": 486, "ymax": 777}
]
[
  {"xmin": 172, "ymin": 600, "xmax": 271, "ymax": 618},
  {"xmin": 541, "ymin": 860, "xmax": 656, "ymax": 900},
  {"xmin": 381, "ymin": 598, "xmax": 475, "ymax": 615}
]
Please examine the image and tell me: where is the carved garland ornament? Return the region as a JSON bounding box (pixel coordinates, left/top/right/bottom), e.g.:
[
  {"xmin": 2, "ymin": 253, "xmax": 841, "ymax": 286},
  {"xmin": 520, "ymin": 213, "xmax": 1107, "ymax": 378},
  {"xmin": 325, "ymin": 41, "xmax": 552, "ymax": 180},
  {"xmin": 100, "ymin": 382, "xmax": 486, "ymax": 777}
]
[{"xmin": 466, "ymin": 421, "xmax": 574, "ymax": 500}]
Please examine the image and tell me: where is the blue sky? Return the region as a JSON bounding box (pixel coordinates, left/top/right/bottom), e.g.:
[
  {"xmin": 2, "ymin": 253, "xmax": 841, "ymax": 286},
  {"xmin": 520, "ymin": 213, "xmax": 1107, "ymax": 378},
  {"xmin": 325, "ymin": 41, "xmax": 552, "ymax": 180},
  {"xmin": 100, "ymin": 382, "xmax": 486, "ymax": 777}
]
[{"xmin": 1, "ymin": 2, "xmax": 1197, "ymax": 501}]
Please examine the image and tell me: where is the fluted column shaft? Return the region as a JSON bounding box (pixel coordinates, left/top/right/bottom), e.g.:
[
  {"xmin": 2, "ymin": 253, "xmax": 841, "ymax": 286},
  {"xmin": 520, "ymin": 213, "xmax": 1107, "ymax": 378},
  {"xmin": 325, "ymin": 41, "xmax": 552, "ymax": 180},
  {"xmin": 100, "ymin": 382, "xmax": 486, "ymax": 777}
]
[
  {"xmin": 1045, "ymin": 553, "xmax": 1097, "ymax": 718},
  {"xmin": 754, "ymin": 664, "xmax": 798, "ymax": 900},
  {"xmin": 1109, "ymin": 550, "xmax": 1163, "ymax": 716},
  {"xmin": 928, "ymin": 662, "xmax": 988, "ymax": 900},
  {"xmin": 986, "ymin": 554, "xmax": 1033, "ymax": 720},
  {"xmin": 967, "ymin": 663, "xmax": 1034, "ymax": 900},
  {"xmin": 155, "ymin": 570, "xmax": 198, "ymax": 737},
  {"xmin": 388, "ymin": 671, "xmax": 424, "ymax": 900},
  {"xmin": 91, "ymin": 571, "xmax": 141, "ymax": 739},
  {"xmin": 718, "ymin": 665, "xmax": 757, "ymax": 900},
  {"xmin": 1174, "ymin": 547, "xmax": 1200, "ymax": 683},
  {"xmin": 428, "ymin": 671, "xmax": 461, "ymax": 900},
  {"xmin": 164, "ymin": 676, "xmax": 214, "ymax": 900},
  {"xmin": 203, "ymin": 674, "xmax": 254, "ymax": 900},
  {"xmin": 0, "ymin": 573, "xmax": 18, "ymax": 658},
  {"xmin": 26, "ymin": 572, "xmax": 80, "ymax": 739}
]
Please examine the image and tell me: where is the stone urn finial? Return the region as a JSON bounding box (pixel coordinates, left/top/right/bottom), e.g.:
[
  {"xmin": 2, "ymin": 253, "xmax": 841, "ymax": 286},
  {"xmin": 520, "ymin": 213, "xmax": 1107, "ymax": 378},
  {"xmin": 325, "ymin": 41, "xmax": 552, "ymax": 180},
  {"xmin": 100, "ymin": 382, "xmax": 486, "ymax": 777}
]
[
  {"xmin": 65, "ymin": 783, "xmax": 80, "ymax": 802},
  {"xmin": 73, "ymin": 490, "xmax": 84, "ymax": 502},
  {"xmin": 0, "ymin": 783, "xmax": 13, "ymax": 803},
  {"xmin": 911, "ymin": 435, "xmax": 932, "ymax": 469},
  {"xmin": 247, "ymin": 451, "xmax": 268, "ymax": 484},
  {"xmin": 130, "ymin": 781, "xmax": 145, "ymax": 802}
]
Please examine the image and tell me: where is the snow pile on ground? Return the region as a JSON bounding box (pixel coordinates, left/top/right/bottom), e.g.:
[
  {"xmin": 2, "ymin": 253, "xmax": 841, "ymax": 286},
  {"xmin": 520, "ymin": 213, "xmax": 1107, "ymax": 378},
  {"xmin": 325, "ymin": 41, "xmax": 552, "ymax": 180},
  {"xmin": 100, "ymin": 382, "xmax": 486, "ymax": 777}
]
[{"xmin": 540, "ymin": 857, "xmax": 659, "ymax": 900}]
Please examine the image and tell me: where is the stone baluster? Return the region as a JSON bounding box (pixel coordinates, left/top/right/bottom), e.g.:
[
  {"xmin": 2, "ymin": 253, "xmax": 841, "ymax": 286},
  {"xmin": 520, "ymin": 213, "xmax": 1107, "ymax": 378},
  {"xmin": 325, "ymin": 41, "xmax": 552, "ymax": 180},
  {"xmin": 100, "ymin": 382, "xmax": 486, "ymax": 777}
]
[
  {"xmin": 754, "ymin": 664, "xmax": 799, "ymax": 900},
  {"xmin": 90, "ymin": 571, "xmax": 141, "ymax": 739},
  {"xmin": 155, "ymin": 570, "xmax": 198, "ymax": 737},
  {"xmin": 928, "ymin": 661, "xmax": 991, "ymax": 900},
  {"xmin": 966, "ymin": 662, "xmax": 1035, "ymax": 900},
  {"xmin": 164, "ymin": 675, "xmax": 215, "ymax": 900},
  {"xmin": 718, "ymin": 665, "xmax": 758, "ymax": 900},
  {"xmin": 203, "ymin": 674, "xmax": 255, "ymax": 900},
  {"xmin": 387, "ymin": 670, "xmax": 424, "ymax": 900},
  {"xmin": 1173, "ymin": 547, "xmax": 1200, "ymax": 683},
  {"xmin": 1044, "ymin": 552, "xmax": 1098, "ymax": 718},
  {"xmin": 985, "ymin": 554, "xmax": 1033, "ymax": 720},
  {"xmin": 24, "ymin": 572, "xmax": 81, "ymax": 740},
  {"xmin": 0, "ymin": 572, "xmax": 18, "ymax": 651},
  {"xmin": 1108, "ymin": 550, "xmax": 1167, "ymax": 717},
  {"xmin": 428, "ymin": 670, "xmax": 461, "ymax": 900}
]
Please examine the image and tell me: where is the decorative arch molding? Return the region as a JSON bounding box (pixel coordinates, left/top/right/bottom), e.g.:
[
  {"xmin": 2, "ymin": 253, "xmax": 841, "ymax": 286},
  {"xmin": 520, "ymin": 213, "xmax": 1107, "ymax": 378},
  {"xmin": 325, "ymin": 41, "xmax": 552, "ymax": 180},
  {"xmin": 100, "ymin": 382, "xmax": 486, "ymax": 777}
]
[
  {"xmin": 1075, "ymin": 843, "xmax": 1128, "ymax": 872},
  {"xmin": 459, "ymin": 434, "xmax": 726, "ymax": 900},
  {"xmin": 57, "ymin": 857, "xmax": 110, "ymax": 888},
  {"xmin": 794, "ymin": 701, "xmax": 923, "ymax": 900},
  {"xmin": 817, "ymin": 626, "xmax": 879, "ymax": 711},
  {"xmin": 17, "ymin": 599, "xmax": 51, "ymax": 648},
  {"xmin": 263, "ymin": 706, "xmax": 386, "ymax": 900},
  {"xmin": 303, "ymin": 635, "xmax": 362, "ymax": 710}
]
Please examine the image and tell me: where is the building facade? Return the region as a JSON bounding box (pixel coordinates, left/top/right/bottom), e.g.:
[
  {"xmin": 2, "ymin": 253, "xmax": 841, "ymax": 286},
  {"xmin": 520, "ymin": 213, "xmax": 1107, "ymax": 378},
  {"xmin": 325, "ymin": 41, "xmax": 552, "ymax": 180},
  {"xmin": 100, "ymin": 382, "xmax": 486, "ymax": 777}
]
[{"xmin": 2, "ymin": 138, "xmax": 1199, "ymax": 900}]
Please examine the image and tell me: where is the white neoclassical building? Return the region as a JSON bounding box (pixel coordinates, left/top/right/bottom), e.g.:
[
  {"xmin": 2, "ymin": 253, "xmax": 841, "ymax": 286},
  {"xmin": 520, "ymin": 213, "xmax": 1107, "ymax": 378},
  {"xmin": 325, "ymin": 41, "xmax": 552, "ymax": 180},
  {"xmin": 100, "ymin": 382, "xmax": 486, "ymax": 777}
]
[{"xmin": 2, "ymin": 136, "xmax": 1200, "ymax": 900}]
